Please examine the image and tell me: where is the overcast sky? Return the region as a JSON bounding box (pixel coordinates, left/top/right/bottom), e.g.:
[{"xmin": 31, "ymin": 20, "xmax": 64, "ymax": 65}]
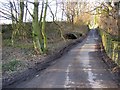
[
  {"xmin": 0, "ymin": 0, "xmax": 66, "ymax": 24},
  {"xmin": 0, "ymin": 0, "xmax": 119, "ymax": 24}
]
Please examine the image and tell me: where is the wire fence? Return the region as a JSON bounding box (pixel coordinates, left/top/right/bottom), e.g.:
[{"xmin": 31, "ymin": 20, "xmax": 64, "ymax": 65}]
[{"xmin": 99, "ymin": 29, "xmax": 120, "ymax": 65}]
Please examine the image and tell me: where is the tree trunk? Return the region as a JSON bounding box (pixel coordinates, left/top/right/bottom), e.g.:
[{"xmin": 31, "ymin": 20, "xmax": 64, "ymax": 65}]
[
  {"xmin": 32, "ymin": 0, "xmax": 42, "ymax": 54},
  {"xmin": 115, "ymin": 2, "xmax": 120, "ymax": 62},
  {"xmin": 10, "ymin": 2, "xmax": 16, "ymax": 46},
  {"xmin": 19, "ymin": 0, "xmax": 25, "ymax": 39},
  {"xmin": 113, "ymin": 1, "xmax": 120, "ymax": 63},
  {"xmin": 38, "ymin": 0, "xmax": 44, "ymax": 51},
  {"xmin": 19, "ymin": 0, "xmax": 24, "ymax": 22},
  {"xmin": 118, "ymin": 15, "xmax": 120, "ymax": 62},
  {"xmin": 41, "ymin": 0, "xmax": 48, "ymax": 53}
]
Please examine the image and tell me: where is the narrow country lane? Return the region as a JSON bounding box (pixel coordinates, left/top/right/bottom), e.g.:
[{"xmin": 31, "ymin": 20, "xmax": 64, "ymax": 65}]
[{"xmin": 13, "ymin": 29, "xmax": 118, "ymax": 88}]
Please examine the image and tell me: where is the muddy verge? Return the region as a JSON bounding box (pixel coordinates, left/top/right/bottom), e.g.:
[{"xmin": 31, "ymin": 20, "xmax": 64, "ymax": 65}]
[{"xmin": 2, "ymin": 34, "xmax": 87, "ymax": 88}]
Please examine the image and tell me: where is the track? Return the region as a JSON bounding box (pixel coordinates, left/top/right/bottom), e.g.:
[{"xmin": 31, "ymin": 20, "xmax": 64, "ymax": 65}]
[{"xmin": 10, "ymin": 29, "xmax": 118, "ymax": 88}]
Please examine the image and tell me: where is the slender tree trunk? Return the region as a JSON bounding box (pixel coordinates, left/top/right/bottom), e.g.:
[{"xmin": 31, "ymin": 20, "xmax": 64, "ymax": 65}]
[
  {"xmin": 118, "ymin": 4, "xmax": 120, "ymax": 62},
  {"xmin": 41, "ymin": 0, "xmax": 48, "ymax": 53},
  {"xmin": 10, "ymin": 2, "xmax": 16, "ymax": 46},
  {"xmin": 19, "ymin": 0, "xmax": 25, "ymax": 39},
  {"xmin": 55, "ymin": 0, "xmax": 58, "ymax": 20},
  {"xmin": 19, "ymin": 0, "xmax": 24, "ymax": 22},
  {"xmin": 114, "ymin": 2, "xmax": 120, "ymax": 62},
  {"xmin": 38, "ymin": 0, "xmax": 44, "ymax": 51},
  {"xmin": 71, "ymin": 15, "xmax": 74, "ymax": 30},
  {"xmin": 118, "ymin": 15, "xmax": 120, "ymax": 61},
  {"xmin": 25, "ymin": 0, "xmax": 28, "ymax": 22},
  {"xmin": 61, "ymin": 0, "xmax": 64, "ymax": 21},
  {"xmin": 39, "ymin": 0, "xmax": 44, "ymax": 26},
  {"xmin": 117, "ymin": 11, "xmax": 120, "ymax": 62}
]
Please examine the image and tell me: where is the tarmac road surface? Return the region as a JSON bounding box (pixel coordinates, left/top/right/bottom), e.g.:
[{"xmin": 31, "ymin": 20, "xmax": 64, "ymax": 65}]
[{"xmin": 12, "ymin": 29, "xmax": 118, "ymax": 88}]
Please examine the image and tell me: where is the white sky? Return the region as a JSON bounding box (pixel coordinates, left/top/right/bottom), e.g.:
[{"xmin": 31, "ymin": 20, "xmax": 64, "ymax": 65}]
[
  {"xmin": 0, "ymin": 0, "xmax": 67, "ymax": 24},
  {"xmin": 0, "ymin": 0, "xmax": 119, "ymax": 24}
]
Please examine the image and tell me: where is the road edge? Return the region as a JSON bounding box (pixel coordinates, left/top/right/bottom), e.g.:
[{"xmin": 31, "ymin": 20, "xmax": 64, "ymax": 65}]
[
  {"xmin": 2, "ymin": 33, "xmax": 88, "ymax": 88},
  {"xmin": 97, "ymin": 29, "xmax": 120, "ymax": 86}
]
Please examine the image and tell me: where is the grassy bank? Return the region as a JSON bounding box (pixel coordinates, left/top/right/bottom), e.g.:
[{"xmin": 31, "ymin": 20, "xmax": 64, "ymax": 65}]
[
  {"xmin": 2, "ymin": 22, "xmax": 89, "ymax": 78},
  {"xmin": 99, "ymin": 29, "xmax": 120, "ymax": 65}
]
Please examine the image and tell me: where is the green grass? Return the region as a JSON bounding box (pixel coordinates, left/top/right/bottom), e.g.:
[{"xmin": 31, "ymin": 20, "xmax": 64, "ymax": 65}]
[
  {"xmin": 2, "ymin": 58, "xmax": 22, "ymax": 72},
  {"xmin": 3, "ymin": 39, "xmax": 33, "ymax": 49},
  {"xmin": 3, "ymin": 39, "xmax": 12, "ymax": 46}
]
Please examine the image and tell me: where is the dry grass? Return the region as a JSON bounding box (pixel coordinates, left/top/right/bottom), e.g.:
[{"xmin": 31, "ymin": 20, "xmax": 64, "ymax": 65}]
[{"xmin": 2, "ymin": 22, "xmax": 88, "ymax": 78}]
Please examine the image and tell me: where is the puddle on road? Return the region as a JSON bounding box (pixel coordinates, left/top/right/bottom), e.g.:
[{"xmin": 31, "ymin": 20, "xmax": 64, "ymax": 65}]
[
  {"xmin": 79, "ymin": 42, "xmax": 105, "ymax": 88},
  {"xmin": 87, "ymin": 69, "xmax": 105, "ymax": 88},
  {"xmin": 64, "ymin": 64, "xmax": 75, "ymax": 88}
]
